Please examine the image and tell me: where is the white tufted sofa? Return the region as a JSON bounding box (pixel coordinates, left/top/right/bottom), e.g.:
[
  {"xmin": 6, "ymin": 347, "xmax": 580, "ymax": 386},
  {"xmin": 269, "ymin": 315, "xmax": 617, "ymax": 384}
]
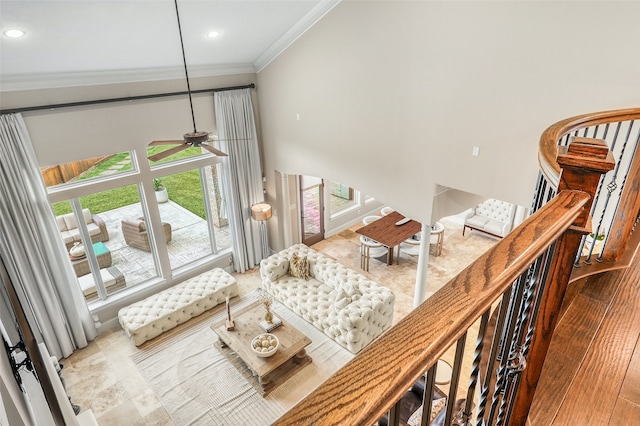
[
  {"xmin": 463, "ymin": 198, "xmax": 516, "ymax": 238},
  {"xmin": 118, "ymin": 268, "xmax": 238, "ymax": 346},
  {"xmin": 260, "ymin": 244, "xmax": 395, "ymax": 354}
]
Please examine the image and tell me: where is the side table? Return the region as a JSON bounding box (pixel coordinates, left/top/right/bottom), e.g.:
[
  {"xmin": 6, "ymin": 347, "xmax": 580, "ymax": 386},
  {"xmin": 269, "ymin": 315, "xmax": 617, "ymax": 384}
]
[{"xmin": 70, "ymin": 242, "xmax": 112, "ymax": 277}]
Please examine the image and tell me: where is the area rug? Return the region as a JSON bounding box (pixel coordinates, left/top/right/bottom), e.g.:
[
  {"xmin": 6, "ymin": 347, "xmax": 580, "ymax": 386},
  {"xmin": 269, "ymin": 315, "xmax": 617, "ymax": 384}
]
[{"xmin": 131, "ymin": 293, "xmax": 354, "ymax": 426}]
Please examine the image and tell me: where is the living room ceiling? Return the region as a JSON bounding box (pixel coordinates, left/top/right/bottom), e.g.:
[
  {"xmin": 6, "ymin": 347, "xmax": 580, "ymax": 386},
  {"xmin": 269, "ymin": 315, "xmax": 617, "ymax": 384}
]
[{"xmin": 0, "ymin": 0, "xmax": 338, "ymax": 91}]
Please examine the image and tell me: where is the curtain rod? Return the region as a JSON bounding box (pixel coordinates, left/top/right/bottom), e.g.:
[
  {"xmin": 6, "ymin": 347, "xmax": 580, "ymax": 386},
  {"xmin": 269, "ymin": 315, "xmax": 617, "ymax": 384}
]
[{"xmin": 0, "ymin": 83, "xmax": 255, "ymax": 115}]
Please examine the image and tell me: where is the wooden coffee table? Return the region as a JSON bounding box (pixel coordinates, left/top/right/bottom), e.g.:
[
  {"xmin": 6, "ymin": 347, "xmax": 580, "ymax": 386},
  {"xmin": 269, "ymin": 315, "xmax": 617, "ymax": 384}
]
[{"xmin": 211, "ymin": 301, "xmax": 312, "ymax": 396}]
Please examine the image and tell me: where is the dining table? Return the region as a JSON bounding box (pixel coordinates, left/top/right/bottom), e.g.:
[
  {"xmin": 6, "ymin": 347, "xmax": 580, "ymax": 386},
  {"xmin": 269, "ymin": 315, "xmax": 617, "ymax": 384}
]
[{"xmin": 355, "ymin": 211, "xmax": 422, "ymax": 265}]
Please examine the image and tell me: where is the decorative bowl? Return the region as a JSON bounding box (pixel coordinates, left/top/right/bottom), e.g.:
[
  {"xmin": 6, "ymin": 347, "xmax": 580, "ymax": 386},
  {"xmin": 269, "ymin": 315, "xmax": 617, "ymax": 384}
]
[{"xmin": 251, "ymin": 333, "xmax": 279, "ymax": 358}]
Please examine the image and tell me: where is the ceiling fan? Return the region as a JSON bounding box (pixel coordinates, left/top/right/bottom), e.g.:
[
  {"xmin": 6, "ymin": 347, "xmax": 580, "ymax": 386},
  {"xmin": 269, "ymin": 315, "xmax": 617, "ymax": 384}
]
[{"xmin": 148, "ymin": 0, "xmax": 228, "ymax": 162}]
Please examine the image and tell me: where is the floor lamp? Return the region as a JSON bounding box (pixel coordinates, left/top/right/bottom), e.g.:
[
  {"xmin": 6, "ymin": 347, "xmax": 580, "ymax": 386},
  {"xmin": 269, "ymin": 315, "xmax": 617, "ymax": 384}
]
[{"xmin": 251, "ymin": 203, "xmax": 272, "ymax": 258}]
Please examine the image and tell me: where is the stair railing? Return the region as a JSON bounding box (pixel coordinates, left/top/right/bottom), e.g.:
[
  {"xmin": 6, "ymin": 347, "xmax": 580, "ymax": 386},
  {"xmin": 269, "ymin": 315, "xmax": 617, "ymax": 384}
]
[
  {"xmin": 275, "ymin": 137, "xmax": 614, "ymax": 425},
  {"xmin": 536, "ymin": 107, "xmax": 640, "ymax": 280}
]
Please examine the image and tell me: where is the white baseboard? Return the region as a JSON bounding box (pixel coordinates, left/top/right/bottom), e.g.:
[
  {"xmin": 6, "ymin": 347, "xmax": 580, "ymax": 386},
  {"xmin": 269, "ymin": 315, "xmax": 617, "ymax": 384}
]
[{"xmin": 77, "ymin": 409, "xmax": 99, "ymax": 426}]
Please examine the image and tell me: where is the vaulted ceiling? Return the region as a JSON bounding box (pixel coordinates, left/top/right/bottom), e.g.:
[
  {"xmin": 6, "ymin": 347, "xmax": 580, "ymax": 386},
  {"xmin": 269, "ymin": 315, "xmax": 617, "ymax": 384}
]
[{"xmin": 0, "ymin": 0, "xmax": 338, "ymax": 91}]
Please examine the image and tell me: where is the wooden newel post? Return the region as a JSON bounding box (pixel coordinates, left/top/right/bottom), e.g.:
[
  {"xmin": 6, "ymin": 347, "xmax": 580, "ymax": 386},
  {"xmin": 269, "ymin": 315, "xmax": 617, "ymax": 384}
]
[{"xmin": 510, "ymin": 137, "xmax": 615, "ymax": 425}]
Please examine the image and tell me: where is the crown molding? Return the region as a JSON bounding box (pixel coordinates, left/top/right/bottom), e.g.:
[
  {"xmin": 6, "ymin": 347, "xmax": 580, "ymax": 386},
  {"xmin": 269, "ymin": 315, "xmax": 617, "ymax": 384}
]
[
  {"xmin": 0, "ymin": 64, "xmax": 257, "ymax": 93},
  {"xmin": 0, "ymin": 1, "xmax": 339, "ymax": 92},
  {"xmin": 254, "ymin": 0, "xmax": 341, "ymax": 73}
]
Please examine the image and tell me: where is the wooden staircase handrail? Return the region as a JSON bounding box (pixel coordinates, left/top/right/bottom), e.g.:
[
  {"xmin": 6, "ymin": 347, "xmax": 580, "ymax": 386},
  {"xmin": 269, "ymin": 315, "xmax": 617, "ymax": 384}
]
[
  {"xmin": 538, "ymin": 107, "xmax": 640, "ymax": 187},
  {"xmin": 274, "ymin": 190, "xmax": 590, "ymax": 426}
]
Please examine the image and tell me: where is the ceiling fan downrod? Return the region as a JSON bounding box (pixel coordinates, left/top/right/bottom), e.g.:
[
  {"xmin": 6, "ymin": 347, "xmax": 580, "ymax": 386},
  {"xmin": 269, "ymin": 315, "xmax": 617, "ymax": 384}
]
[{"xmin": 174, "ymin": 0, "xmax": 199, "ymax": 136}]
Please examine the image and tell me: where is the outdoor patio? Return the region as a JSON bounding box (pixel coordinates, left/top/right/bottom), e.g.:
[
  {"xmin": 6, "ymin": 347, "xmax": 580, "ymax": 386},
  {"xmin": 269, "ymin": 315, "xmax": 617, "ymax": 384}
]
[{"xmin": 93, "ymin": 200, "xmax": 230, "ymax": 294}]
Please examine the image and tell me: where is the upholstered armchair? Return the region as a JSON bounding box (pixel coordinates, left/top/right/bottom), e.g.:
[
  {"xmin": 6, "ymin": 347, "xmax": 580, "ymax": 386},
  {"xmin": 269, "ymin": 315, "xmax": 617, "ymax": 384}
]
[{"xmin": 121, "ymin": 217, "xmax": 171, "ymax": 251}]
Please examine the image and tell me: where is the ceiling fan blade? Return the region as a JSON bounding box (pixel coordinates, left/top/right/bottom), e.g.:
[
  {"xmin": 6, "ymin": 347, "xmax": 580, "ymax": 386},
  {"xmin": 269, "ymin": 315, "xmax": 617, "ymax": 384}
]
[
  {"xmin": 148, "ymin": 144, "xmax": 190, "ymax": 162},
  {"xmin": 149, "ymin": 140, "xmax": 185, "ymax": 146},
  {"xmin": 201, "ymin": 143, "xmax": 228, "ymax": 157}
]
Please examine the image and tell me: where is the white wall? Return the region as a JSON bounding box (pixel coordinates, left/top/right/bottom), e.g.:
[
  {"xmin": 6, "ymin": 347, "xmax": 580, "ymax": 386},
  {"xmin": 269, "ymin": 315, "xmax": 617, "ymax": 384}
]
[
  {"xmin": 1, "ymin": 1, "xmax": 639, "ymax": 254},
  {"xmin": 257, "ymin": 1, "xmax": 640, "ymax": 231}
]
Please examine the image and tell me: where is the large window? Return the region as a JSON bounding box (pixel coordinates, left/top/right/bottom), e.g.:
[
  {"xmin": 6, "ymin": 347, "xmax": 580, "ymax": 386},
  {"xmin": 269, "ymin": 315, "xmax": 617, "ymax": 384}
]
[
  {"xmin": 43, "ymin": 148, "xmax": 229, "ymax": 304},
  {"xmin": 156, "ymin": 166, "xmax": 230, "ymax": 269},
  {"xmin": 326, "ymin": 181, "xmax": 375, "ymax": 219},
  {"xmin": 329, "ymin": 182, "xmax": 355, "ymax": 215}
]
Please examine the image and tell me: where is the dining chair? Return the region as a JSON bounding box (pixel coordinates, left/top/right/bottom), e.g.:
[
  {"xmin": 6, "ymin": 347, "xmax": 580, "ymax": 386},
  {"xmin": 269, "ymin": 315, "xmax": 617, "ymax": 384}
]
[
  {"xmin": 400, "ymin": 233, "xmax": 421, "ymax": 257},
  {"xmin": 399, "ymin": 222, "xmax": 445, "ymax": 257},
  {"xmin": 430, "ymin": 221, "xmax": 445, "ymax": 256},
  {"xmin": 380, "ymin": 207, "xmax": 394, "ymax": 216},
  {"xmin": 363, "ymin": 215, "xmax": 382, "ymax": 225},
  {"xmin": 360, "ymin": 235, "xmax": 387, "ymax": 271}
]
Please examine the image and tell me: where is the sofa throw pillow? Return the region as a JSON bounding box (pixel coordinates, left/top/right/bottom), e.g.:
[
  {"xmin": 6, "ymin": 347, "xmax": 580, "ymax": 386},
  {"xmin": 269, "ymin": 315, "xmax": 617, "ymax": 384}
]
[
  {"xmin": 407, "ymin": 397, "xmax": 447, "ymax": 426},
  {"xmin": 289, "ymin": 254, "xmax": 310, "ymax": 280},
  {"xmin": 333, "ymin": 288, "xmax": 351, "ymax": 311}
]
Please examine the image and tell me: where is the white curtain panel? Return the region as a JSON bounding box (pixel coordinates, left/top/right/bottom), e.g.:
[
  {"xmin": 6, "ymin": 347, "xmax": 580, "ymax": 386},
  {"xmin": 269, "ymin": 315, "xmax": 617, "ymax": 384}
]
[
  {"xmin": 0, "ymin": 114, "xmax": 96, "ymax": 359},
  {"xmin": 214, "ymin": 89, "xmax": 264, "ymax": 273}
]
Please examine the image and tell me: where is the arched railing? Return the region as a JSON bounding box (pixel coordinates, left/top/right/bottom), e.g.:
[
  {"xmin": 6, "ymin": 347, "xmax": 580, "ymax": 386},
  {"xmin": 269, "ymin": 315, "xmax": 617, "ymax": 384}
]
[
  {"xmin": 535, "ymin": 107, "xmax": 640, "ymax": 281},
  {"xmin": 276, "ymin": 134, "xmax": 614, "ymax": 425}
]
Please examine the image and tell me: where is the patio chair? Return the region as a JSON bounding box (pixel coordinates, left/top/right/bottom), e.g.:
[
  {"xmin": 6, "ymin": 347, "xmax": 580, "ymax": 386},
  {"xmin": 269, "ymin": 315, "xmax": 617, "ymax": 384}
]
[{"xmin": 121, "ymin": 217, "xmax": 171, "ymax": 252}]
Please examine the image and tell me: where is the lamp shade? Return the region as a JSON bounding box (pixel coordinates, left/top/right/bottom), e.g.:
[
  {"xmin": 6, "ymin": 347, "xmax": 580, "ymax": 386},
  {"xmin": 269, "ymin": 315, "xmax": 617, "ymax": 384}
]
[{"xmin": 251, "ymin": 203, "xmax": 272, "ymax": 221}]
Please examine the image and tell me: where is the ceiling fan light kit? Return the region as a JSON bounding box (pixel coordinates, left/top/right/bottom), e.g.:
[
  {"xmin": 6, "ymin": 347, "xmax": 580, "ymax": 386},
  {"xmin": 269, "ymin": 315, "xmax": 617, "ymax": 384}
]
[
  {"xmin": 184, "ymin": 131, "xmax": 210, "ymax": 145},
  {"xmin": 147, "ymin": 0, "xmax": 228, "ymax": 162}
]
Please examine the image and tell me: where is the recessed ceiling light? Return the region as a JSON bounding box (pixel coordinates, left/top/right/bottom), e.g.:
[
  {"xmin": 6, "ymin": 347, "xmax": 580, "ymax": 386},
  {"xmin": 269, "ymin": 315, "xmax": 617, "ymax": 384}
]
[
  {"xmin": 207, "ymin": 31, "xmax": 220, "ymax": 39},
  {"xmin": 3, "ymin": 29, "xmax": 26, "ymax": 38}
]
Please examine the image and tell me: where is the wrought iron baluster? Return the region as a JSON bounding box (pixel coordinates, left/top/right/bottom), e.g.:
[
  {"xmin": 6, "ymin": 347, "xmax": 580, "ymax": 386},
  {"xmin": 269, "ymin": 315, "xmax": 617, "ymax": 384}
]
[
  {"xmin": 422, "ymin": 363, "xmax": 437, "ymax": 426},
  {"xmin": 582, "ymin": 121, "xmax": 622, "ymax": 263},
  {"xmin": 522, "ymin": 245, "xmax": 556, "ymax": 357},
  {"xmin": 597, "ymin": 122, "xmax": 640, "ymax": 262},
  {"xmin": 487, "ymin": 274, "xmax": 528, "ymax": 425},
  {"xmin": 445, "ymin": 335, "xmax": 466, "ymax": 426},
  {"xmin": 387, "ymin": 401, "xmax": 400, "ymax": 426},
  {"xmin": 501, "ymin": 245, "xmax": 557, "ymax": 425},
  {"xmin": 530, "ymin": 172, "xmax": 545, "ymax": 215},
  {"xmin": 494, "ymin": 258, "xmax": 544, "ymax": 425},
  {"xmin": 496, "ymin": 343, "xmax": 527, "ymax": 426},
  {"xmin": 2, "ymin": 338, "xmax": 34, "ymax": 391},
  {"xmin": 457, "ymin": 310, "xmax": 490, "ymax": 426},
  {"xmin": 588, "ymin": 120, "xmax": 635, "ymax": 263},
  {"xmin": 476, "ymin": 289, "xmax": 512, "ymax": 426}
]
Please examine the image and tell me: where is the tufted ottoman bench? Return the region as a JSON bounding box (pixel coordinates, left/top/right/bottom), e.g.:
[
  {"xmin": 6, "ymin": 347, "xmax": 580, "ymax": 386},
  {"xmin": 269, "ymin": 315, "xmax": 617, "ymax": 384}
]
[{"xmin": 118, "ymin": 268, "xmax": 238, "ymax": 346}]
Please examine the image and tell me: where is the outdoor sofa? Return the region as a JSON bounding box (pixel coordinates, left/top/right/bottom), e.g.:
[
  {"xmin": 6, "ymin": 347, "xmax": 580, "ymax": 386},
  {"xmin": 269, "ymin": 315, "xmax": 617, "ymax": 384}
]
[{"xmin": 56, "ymin": 208, "xmax": 109, "ymax": 250}]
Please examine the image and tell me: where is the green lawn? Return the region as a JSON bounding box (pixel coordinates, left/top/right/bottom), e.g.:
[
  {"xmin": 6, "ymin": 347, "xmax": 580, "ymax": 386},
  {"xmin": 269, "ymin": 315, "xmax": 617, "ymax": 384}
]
[{"xmin": 52, "ymin": 147, "xmax": 208, "ymax": 218}]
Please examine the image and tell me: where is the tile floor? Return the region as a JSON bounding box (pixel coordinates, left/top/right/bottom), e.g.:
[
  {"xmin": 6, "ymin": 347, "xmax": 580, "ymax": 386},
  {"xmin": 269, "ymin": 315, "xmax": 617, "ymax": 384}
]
[{"xmin": 61, "ymin": 217, "xmax": 498, "ymax": 425}]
